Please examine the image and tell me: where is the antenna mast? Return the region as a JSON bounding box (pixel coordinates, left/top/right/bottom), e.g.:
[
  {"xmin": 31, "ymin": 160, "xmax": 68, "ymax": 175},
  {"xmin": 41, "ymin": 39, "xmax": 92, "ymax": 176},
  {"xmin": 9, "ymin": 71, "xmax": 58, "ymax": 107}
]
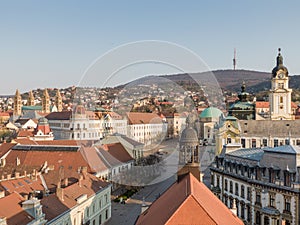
[{"xmin": 233, "ymin": 48, "xmax": 237, "ymax": 70}]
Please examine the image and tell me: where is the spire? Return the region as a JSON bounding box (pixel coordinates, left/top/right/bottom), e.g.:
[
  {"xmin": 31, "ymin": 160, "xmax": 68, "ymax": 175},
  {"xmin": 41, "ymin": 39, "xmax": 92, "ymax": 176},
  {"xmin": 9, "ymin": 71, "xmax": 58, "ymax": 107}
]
[
  {"xmin": 55, "ymin": 89, "xmax": 63, "ymax": 112},
  {"xmin": 14, "ymin": 89, "xmax": 22, "ymax": 116},
  {"xmin": 42, "ymin": 89, "xmax": 50, "ymax": 113},
  {"xmin": 27, "ymin": 90, "xmax": 35, "ymax": 106},
  {"xmin": 238, "ymin": 81, "xmax": 249, "ymax": 102},
  {"xmin": 276, "ymin": 48, "xmax": 283, "ymax": 66}
]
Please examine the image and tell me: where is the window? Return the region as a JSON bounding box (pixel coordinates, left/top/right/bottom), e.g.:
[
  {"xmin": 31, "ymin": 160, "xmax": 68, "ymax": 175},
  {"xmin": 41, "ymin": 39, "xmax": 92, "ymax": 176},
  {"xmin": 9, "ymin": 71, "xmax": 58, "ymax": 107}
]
[
  {"xmin": 280, "ymin": 96, "xmax": 283, "ymax": 103},
  {"xmin": 235, "ymin": 183, "xmax": 239, "ymax": 196},
  {"xmin": 269, "ymin": 194, "xmax": 275, "ymax": 207},
  {"xmin": 87, "ymin": 207, "xmax": 90, "ymax": 217},
  {"xmin": 241, "ymin": 185, "xmax": 245, "ymax": 198},
  {"xmin": 227, "ymin": 137, "xmax": 231, "ymax": 144},
  {"xmin": 99, "ymin": 215, "xmax": 102, "ymax": 225},
  {"xmin": 241, "ymin": 203, "xmax": 245, "ymax": 219},
  {"xmin": 264, "ymin": 216, "xmax": 270, "ymax": 225},
  {"xmin": 263, "ymin": 139, "xmax": 268, "ymax": 147},
  {"xmin": 255, "ymin": 211, "xmax": 261, "ymax": 225},
  {"xmin": 216, "ymin": 176, "xmax": 220, "ymax": 187},
  {"xmin": 105, "ymin": 209, "xmax": 109, "ymax": 220},
  {"xmin": 274, "ymin": 139, "xmax": 279, "ymax": 147},
  {"xmin": 225, "ymin": 179, "xmax": 228, "ymax": 191},
  {"xmin": 252, "ymin": 139, "xmax": 256, "ymax": 148},
  {"xmin": 247, "ymin": 205, "xmax": 251, "ymax": 222},
  {"xmin": 230, "ymin": 181, "xmax": 233, "ymax": 193},
  {"xmin": 241, "ymin": 139, "xmax": 246, "ymax": 148},
  {"xmin": 256, "ymin": 192, "xmax": 261, "ymax": 205},
  {"xmin": 285, "ymin": 139, "xmax": 290, "ymax": 145},
  {"xmin": 284, "ymin": 197, "xmax": 291, "ymax": 212}
]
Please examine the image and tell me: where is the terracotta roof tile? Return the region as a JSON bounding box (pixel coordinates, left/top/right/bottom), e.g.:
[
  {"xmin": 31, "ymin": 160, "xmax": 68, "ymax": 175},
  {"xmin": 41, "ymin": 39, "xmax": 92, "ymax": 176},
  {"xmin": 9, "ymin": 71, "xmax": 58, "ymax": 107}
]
[
  {"xmin": 136, "ymin": 173, "xmax": 243, "ymax": 225},
  {"xmin": 0, "ymin": 143, "xmax": 16, "ymax": 158},
  {"xmin": 127, "ymin": 112, "xmax": 164, "ymax": 124},
  {"xmin": 0, "ymin": 192, "xmax": 34, "ymax": 225},
  {"xmin": 255, "ymin": 101, "xmax": 269, "ymax": 108},
  {"xmin": 42, "ymin": 174, "xmax": 110, "ymax": 221},
  {"xmin": 17, "ymin": 130, "xmax": 34, "ymax": 138},
  {"xmin": 103, "ymin": 143, "xmax": 133, "ymax": 163},
  {"xmin": 46, "ymin": 111, "xmax": 72, "ymax": 120}
]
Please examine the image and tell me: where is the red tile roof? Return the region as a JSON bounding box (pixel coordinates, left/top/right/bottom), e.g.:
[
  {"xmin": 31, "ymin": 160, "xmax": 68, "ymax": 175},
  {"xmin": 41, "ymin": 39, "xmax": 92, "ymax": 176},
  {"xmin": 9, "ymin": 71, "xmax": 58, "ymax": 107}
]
[
  {"xmin": 46, "ymin": 111, "xmax": 72, "ymax": 120},
  {"xmin": 103, "ymin": 143, "xmax": 134, "ymax": 163},
  {"xmin": 80, "ymin": 146, "xmax": 109, "ymax": 173},
  {"xmin": 256, "ymin": 101, "xmax": 298, "ymax": 109},
  {"xmin": 17, "ymin": 130, "xmax": 34, "ymax": 138},
  {"xmin": 0, "ymin": 112, "xmax": 10, "ymax": 117},
  {"xmin": 127, "ymin": 112, "xmax": 164, "ymax": 124},
  {"xmin": 0, "ymin": 176, "xmax": 44, "ymax": 195},
  {"xmin": 136, "ymin": 173, "xmax": 243, "ymax": 225},
  {"xmin": 255, "ymin": 101, "xmax": 269, "ymax": 108},
  {"xmin": 4, "ymin": 147, "xmax": 94, "ymax": 174},
  {"xmin": 41, "ymin": 174, "xmax": 110, "ymax": 221},
  {"xmin": 0, "ymin": 192, "xmax": 34, "ymax": 225},
  {"xmin": 0, "ymin": 143, "xmax": 16, "ymax": 158}
]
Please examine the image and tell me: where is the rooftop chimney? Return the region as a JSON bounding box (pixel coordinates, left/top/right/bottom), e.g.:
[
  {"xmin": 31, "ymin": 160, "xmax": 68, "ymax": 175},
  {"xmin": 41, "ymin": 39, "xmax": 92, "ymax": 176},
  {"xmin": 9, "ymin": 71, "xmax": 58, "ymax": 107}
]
[
  {"xmin": 56, "ymin": 181, "xmax": 64, "ymax": 201},
  {"xmin": 64, "ymin": 178, "xmax": 68, "ymax": 187},
  {"xmin": 78, "ymin": 175, "xmax": 83, "ymax": 187}
]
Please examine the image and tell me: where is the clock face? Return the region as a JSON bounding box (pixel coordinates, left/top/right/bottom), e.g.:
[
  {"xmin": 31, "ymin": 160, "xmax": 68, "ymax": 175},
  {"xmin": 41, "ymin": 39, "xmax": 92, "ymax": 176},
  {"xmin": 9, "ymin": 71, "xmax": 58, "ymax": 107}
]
[{"xmin": 278, "ymin": 73, "xmax": 285, "ymax": 79}]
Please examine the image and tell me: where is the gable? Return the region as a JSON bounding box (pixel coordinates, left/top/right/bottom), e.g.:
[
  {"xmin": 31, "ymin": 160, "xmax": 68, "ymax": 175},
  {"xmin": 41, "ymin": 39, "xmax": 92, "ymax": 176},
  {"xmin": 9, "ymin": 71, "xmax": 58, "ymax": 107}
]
[{"xmin": 166, "ymin": 195, "xmax": 216, "ymax": 225}]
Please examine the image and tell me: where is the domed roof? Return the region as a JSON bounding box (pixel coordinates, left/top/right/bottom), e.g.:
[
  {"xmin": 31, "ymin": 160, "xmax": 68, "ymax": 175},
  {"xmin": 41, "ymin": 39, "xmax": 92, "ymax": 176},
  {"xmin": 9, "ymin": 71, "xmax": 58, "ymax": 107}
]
[
  {"xmin": 38, "ymin": 117, "xmax": 49, "ymax": 125},
  {"xmin": 272, "ymin": 48, "xmax": 288, "ymax": 77},
  {"xmin": 199, "ymin": 107, "xmax": 223, "ymax": 119},
  {"xmin": 73, "ymin": 105, "xmax": 86, "ymax": 115},
  {"xmin": 180, "ymin": 127, "xmax": 198, "ymax": 144},
  {"xmin": 229, "ymin": 102, "xmax": 254, "ymax": 110}
]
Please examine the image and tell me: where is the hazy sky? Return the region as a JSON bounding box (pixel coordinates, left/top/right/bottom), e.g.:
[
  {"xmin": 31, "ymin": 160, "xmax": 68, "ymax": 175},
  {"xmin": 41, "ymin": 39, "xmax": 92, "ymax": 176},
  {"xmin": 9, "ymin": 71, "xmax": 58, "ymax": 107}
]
[{"xmin": 1, "ymin": 1, "xmax": 300, "ymax": 95}]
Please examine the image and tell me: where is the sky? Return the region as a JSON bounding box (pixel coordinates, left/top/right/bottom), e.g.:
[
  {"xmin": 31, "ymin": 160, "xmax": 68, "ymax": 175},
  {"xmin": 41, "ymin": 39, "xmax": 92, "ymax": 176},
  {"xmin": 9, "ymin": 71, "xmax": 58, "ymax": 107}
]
[{"xmin": 1, "ymin": 0, "xmax": 300, "ymax": 95}]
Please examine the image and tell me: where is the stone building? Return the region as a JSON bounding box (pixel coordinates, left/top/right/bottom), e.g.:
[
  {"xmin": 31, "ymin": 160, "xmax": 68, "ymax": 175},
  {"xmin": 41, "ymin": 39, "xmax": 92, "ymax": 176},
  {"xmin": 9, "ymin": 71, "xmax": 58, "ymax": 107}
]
[{"xmin": 211, "ymin": 145, "xmax": 300, "ymax": 225}]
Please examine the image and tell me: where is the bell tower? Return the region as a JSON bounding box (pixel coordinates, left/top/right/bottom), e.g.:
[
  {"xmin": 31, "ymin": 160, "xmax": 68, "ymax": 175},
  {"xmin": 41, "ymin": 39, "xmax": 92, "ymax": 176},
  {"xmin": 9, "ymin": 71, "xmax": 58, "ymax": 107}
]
[
  {"xmin": 13, "ymin": 89, "xmax": 22, "ymax": 116},
  {"xmin": 42, "ymin": 89, "xmax": 50, "ymax": 113},
  {"xmin": 55, "ymin": 90, "xmax": 63, "ymax": 112},
  {"xmin": 27, "ymin": 90, "xmax": 35, "ymax": 106},
  {"xmin": 269, "ymin": 48, "xmax": 293, "ymax": 120},
  {"xmin": 177, "ymin": 114, "xmax": 202, "ymax": 181}
]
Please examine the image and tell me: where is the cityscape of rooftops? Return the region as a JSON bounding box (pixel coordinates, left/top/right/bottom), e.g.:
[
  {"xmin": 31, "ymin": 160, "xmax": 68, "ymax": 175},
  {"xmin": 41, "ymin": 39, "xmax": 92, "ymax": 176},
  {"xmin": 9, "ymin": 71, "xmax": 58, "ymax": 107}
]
[{"xmin": 1, "ymin": 1, "xmax": 300, "ymax": 225}]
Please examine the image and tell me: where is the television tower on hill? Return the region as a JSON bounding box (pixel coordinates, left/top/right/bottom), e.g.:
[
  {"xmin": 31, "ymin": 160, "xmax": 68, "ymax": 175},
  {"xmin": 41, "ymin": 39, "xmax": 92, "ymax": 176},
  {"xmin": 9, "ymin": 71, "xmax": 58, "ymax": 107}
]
[{"xmin": 233, "ymin": 48, "xmax": 237, "ymax": 70}]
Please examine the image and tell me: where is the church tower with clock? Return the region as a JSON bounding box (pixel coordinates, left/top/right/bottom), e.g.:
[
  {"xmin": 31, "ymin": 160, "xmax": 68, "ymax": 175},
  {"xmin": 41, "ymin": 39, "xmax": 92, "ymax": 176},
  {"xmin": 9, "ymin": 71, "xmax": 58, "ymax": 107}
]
[{"xmin": 269, "ymin": 48, "xmax": 293, "ymax": 120}]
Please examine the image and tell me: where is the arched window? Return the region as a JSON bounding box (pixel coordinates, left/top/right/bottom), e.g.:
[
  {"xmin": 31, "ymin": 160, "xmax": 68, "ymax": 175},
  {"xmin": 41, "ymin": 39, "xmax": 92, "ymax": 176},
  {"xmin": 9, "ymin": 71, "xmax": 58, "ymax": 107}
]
[{"xmin": 280, "ymin": 96, "xmax": 283, "ymax": 104}]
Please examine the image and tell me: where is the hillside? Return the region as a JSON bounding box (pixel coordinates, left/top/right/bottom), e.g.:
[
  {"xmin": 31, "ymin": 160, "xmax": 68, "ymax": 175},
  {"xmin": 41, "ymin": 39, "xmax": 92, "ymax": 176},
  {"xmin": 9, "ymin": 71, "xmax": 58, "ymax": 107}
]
[{"xmin": 159, "ymin": 69, "xmax": 300, "ymax": 94}]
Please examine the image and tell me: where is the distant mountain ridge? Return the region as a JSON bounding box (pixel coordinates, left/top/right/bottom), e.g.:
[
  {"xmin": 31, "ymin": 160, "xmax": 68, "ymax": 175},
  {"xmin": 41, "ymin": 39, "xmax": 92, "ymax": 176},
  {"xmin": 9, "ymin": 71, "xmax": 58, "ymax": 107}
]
[{"xmin": 159, "ymin": 69, "xmax": 300, "ymax": 93}]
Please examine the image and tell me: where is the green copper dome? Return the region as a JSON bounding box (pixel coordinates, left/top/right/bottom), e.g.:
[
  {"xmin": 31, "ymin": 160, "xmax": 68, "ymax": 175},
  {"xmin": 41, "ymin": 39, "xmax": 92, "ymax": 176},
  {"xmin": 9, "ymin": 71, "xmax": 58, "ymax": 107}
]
[{"xmin": 199, "ymin": 107, "xmax": 223, "ymax": 119}]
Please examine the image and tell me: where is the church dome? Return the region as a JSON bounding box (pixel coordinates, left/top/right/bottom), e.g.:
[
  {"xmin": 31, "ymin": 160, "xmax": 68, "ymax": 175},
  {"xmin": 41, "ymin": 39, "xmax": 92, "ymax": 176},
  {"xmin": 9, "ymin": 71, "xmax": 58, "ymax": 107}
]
[
  {"xmin": 73, "ymin": 105, "xmax": 86, "ymax": 115},
  {"xmin": 180, "ymin": 127, "xmax": 199, "ymax": 145},
  {"xmin": 272, "ymin": 48, "xmax": 288, "ymax": 77},
  {"xmin": 199, "ymin": 107, "xmax": 223, "ymax": 119}
]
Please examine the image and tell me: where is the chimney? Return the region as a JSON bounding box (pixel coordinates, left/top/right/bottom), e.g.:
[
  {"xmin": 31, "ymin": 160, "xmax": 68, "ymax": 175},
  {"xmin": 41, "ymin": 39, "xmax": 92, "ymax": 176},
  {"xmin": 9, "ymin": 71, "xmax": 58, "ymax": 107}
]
[
  {"xmin": 56, "ymin": 181, "xmax": 64, "ymax": 201},
  {"xmin": 15, "ymin": 172, "xmax": 20, "ymax": 178},
  {"xmin": 32, "ymin": 169, "xmax": 37, "ymax": 181},
  {"xmin": 81, "ymin": 166, "xmax": 88, "ymax": 179},
  {"xmin": 78, "ymin": 175, "xmax": 83, "ymax": 187},
  {"xmin": 0, "ymin": 158, "xmax": 6, "ymax": 167},
  {"xmin": 7, "ymin": 174, "xmax": 11, "ymax": 180},
  {"xmin": 16, "ymin": 157, "xmax": 20, "ymax": 166},
  {"xmin": 24, "ymin": 170, "xmax": 27, "ymax": 177},
  {"xmin": 64, "ymin": 178, "xmax": 68, "ymax": 187}
]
